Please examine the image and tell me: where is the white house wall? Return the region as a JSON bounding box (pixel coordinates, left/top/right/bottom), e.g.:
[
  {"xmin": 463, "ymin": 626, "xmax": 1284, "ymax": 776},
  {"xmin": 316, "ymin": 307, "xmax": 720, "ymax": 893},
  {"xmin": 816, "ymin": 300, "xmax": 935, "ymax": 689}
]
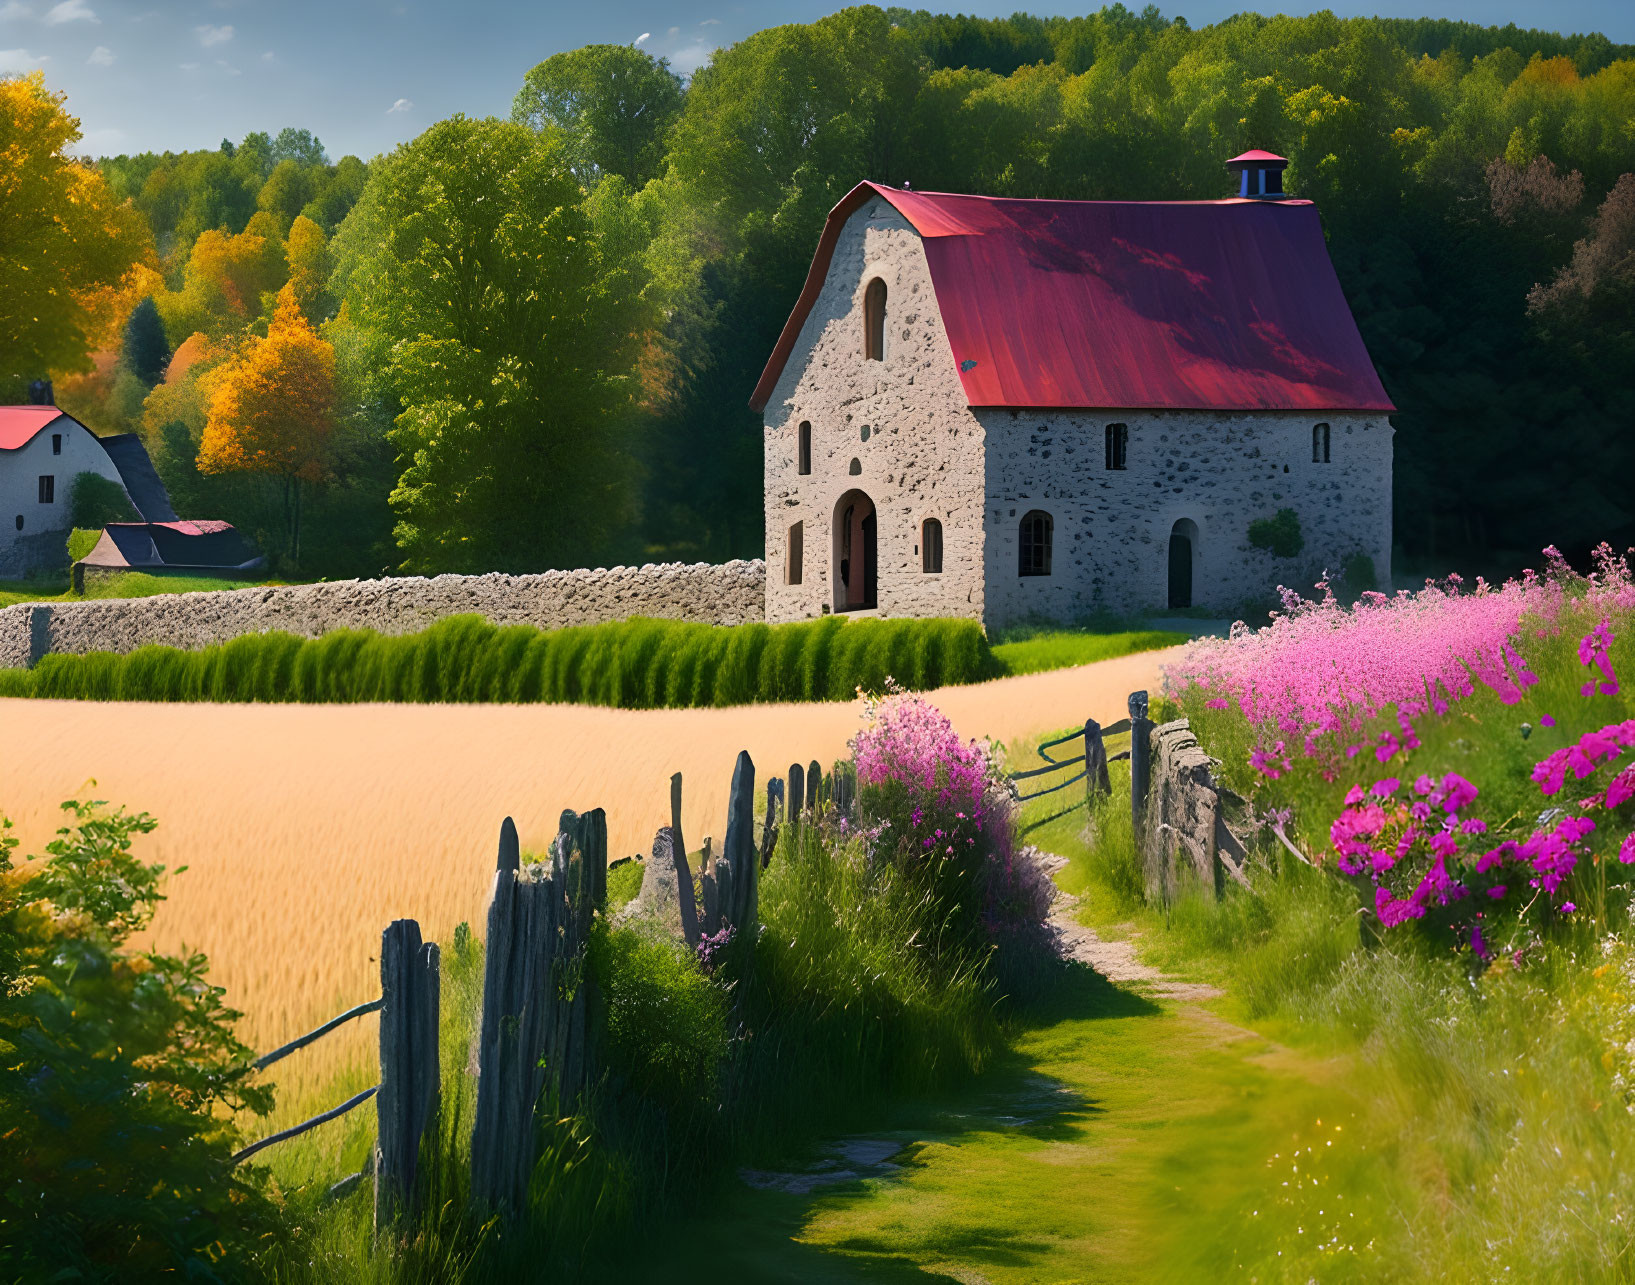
[
  {"xmin": 762, "ymin": 197, "xmax": 987, "ymax": 625},
  {"xmin": 980, "ymin": 410, "xmax": 1394, "ymax": 625},
  {"xmin": 0, "ymin": 420, "xmax": 127, "ymax": 578}
]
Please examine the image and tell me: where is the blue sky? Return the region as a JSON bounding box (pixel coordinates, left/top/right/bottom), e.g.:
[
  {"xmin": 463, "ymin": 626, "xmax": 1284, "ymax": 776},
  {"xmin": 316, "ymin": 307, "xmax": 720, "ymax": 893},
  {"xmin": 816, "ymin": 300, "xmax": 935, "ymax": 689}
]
[{"xmin": 2, "ymin": 0, "xmax": 1630, "ymax": 160}]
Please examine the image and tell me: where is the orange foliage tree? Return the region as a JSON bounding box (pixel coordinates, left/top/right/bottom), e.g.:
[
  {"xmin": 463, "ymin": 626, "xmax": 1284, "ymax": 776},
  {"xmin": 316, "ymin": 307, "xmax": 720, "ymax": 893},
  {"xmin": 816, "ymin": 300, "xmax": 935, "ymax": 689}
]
[{"xmin": 199, "ymin": 284, "xmax": 335, "ymax": 561}]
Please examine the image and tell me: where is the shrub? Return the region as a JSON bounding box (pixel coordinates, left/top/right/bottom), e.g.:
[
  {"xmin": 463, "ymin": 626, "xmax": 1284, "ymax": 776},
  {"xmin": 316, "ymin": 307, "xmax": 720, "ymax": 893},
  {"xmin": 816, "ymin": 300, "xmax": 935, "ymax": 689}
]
[
  {"xmin": 65, "ymin": 527, "xmax": 102, "ymax": 563},
  {"xmin": 1247, "ymin": 507, "xmax": 1304, "ymax": 558},
  {"xmin": 0, "ymin": 614, "xmax": 999, "ymax": 710},
  {"xmin": 1342, "ymin": 551, "xmax": 1376, "ymax": 594},
  {"xmin": 0, "ymin": 801, "xmax": 277, "ymax": 1280},
  {"xmin": 67, "ymin": 471, "xmax": 139, "ymax": 531}
]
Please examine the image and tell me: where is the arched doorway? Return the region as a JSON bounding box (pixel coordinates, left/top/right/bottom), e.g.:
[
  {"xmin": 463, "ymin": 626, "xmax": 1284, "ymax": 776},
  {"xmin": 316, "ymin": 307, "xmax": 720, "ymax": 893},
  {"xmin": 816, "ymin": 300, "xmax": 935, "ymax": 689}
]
[
  {"xmin": 1168, "ymin": 519, "xmax": 1198, "ymax": 609},
  {"xmin": 833, "ymin": 489, "xmax": 877, "ymax": 611}
]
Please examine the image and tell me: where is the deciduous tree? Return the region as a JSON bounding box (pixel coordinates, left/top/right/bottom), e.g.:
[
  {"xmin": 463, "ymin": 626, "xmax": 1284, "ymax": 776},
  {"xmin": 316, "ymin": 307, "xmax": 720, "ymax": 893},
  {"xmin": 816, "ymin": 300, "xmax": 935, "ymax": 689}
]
[
  {"xmin": 200, "ymin": 283, "xmax": 336, "ymax": 560},
  {"xmin": 335, "ymin": 115, "xmax": 656, "ymax": 573},
  {"xmin": 0, "ymin": 73, "xmax": 150, "ymax": 395},
  {"xmin": 512, "ymin": 44, "xmax": 684, "ymax": 187}
]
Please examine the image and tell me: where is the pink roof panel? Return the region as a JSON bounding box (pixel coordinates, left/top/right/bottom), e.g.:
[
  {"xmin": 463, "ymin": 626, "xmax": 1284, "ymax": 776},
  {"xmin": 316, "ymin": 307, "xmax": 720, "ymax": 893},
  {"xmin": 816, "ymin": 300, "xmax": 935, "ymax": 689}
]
[
  {"xmin": 751, "ymin": 182, "xmax": 1393, "ymax": 414},
  {"xmin": 0, "ymin": 406, "xmax": 66, "ymax": 451}
]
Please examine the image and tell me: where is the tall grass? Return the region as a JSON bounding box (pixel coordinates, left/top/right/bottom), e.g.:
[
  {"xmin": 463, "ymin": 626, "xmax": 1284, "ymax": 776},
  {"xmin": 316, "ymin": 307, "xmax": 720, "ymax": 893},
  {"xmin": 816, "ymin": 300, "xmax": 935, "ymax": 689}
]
[
  {"xmin": 261, "ymin": 815, "xmax": 1013, "ymax": 1282},
  {"xmin": 0, "ymin": 614, "xmax": 1001, "ymax": 709}
]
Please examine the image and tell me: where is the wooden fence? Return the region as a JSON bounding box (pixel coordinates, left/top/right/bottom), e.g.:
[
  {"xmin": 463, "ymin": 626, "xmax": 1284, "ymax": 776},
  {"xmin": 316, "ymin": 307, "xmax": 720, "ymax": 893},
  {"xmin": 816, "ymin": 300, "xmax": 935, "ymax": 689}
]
[
  {"xmin": 233, "ymin": 917, "xmax": 440, "ymax": 1232},
  {"xmin": 236, "ymin": 749, "xmax": 827, "ymax": 1231},
  {"xmin": 1006, "ymin": 709, "xmax": 1133, "ymax": 827}
]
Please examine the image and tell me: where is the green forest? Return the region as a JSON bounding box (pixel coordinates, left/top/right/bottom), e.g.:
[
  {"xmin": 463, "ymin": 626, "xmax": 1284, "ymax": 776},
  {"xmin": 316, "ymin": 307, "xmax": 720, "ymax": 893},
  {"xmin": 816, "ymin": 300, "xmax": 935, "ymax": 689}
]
[{"xmin": 8, "ymin": 5, "xmax": 1635, "ymax": 580}]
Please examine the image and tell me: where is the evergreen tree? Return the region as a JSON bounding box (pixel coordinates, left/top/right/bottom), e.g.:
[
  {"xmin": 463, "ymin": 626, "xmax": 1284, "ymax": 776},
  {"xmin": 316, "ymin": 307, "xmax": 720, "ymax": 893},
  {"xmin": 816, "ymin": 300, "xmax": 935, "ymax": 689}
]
[{"xmin": 120, "ymin": 295, "xmax": 170, "ymax": 385}]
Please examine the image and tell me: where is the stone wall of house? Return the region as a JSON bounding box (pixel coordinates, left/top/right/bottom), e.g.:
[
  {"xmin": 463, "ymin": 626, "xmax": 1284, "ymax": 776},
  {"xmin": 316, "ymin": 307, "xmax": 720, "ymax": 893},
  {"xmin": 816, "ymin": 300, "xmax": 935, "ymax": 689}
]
[
  {"xmin": 0, "ymin": 560, "xmax": 766, "ymax": 669},
  {"xmin": 0, "ymin": 418, "xmax": 129, "ymax": 578},
  {"xmin": 981, "ymin": 409, "xmax": 1393, "ymax": 626},
  {"xmin": 762, "ymin": 195, "xmax": 988, "ymax": 625}
]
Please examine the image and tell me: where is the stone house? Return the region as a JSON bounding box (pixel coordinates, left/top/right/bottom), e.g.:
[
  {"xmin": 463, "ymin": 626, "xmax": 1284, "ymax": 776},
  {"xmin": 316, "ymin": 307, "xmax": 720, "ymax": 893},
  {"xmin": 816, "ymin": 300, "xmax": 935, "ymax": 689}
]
[{"xmin": 753, "ymin": 152, "xmax": 1395, "ymax": 628}]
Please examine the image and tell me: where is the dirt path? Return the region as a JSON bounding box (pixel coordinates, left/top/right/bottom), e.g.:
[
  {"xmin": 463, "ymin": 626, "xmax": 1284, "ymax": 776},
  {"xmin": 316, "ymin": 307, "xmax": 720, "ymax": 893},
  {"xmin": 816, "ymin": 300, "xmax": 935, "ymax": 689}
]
[
  {"xmin": 0, "ymin": 647, "xmax": 1172, "ymax": 1095},
  {"xmin": 1031, "ymin": 850, "xmax": 1223, "ymax": 1001}
]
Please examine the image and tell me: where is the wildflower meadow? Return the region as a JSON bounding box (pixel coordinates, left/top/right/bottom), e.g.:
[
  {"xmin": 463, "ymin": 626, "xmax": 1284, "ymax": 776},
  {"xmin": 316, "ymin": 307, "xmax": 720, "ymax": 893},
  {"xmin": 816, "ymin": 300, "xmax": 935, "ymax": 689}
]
[{"xmin": 1170, "ymin": 543, "xmax": 1635, "ymax": 959}]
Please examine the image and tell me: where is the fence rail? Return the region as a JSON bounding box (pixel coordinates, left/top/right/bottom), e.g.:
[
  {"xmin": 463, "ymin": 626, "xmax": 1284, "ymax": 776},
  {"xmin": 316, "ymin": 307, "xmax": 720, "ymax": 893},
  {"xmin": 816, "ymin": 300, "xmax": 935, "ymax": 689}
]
[{"xmin": 1008, "ymin": 715, "xmax": 1129, "ymax": 807}]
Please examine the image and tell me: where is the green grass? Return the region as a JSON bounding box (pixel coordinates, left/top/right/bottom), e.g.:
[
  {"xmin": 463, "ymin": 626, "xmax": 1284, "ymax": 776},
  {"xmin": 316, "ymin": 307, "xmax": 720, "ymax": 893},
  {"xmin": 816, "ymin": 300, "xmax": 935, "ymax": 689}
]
[
  {"xmin": 256, "ymin": 817, "xmax": 1018, "ymax": 1282},
  {"xmin": 989, "ymin": 627, "xmax": 1187, "ymax": 676},
  {"xmin": 0, "ymin": 571, "xmax": 271, "ymax": 609}
]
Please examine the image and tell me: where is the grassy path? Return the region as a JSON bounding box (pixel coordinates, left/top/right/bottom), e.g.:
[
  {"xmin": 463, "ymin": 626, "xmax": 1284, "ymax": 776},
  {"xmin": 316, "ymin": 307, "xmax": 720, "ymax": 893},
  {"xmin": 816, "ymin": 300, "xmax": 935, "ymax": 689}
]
[{"xmin": 609, "ymin": 856, "xmax": 1391, "ymax": 1284}]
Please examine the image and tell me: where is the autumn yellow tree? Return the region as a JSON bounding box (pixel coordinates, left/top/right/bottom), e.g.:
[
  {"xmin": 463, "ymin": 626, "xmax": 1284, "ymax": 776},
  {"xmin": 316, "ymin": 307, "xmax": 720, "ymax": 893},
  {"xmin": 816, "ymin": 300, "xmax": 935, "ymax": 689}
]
[
  {"xmin": 284, "ymin": 214, "xmax": 333, "ymax": 325},
  {"xmin": 154, "ymin": 211, "xmax": 287, "ymax": 343},
  {"xmin": 199, "ymin": 283, "xmax": 335, "ymax": 561},
  {"xmin": 0, "ymin": 73, "xmax": 151, "ymax": 394}
]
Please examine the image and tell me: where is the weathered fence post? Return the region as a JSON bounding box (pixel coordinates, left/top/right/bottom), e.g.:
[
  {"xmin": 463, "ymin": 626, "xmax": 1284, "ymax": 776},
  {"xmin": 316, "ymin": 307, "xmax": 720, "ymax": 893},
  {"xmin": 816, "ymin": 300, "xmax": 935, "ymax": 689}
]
[
  {"xmin": 664, "ymin": 825, "xmax": 700, "ymax": 945},
  {"xmin": 670, "ymin": 772, "xmax": 686, "ymax": 877},
  {"xmin": 699, "ymin": 836, "xmax": 718, "ymax": 935},
  {"xmin": 1084, "ymin": 718, "xmax": 1111, "ymax": 802},
  {"xmin": 470, "ymin": 816, "xmax": 559, "ymax": 1217},
  {"xmin": 720, "ymin": 750, "xmax": 758, "ymax": 933},
  {"xmin": 807, "ymin": 760, "xmax": 822, "ymax": 817},
  {"xmin": 375, "ymin": 918, "xmax": 440, "ymax": 1232},
  {"xmin": 1129, "ymin": 690, "xmax": 1153, "ymax": 837},
  {"xmin": 762, "ymin": 777, "xmax": 783, "ymax": 869},
  {"xmin": 788, "ymin": 763, "xmax": 805, "ymax": 819}
]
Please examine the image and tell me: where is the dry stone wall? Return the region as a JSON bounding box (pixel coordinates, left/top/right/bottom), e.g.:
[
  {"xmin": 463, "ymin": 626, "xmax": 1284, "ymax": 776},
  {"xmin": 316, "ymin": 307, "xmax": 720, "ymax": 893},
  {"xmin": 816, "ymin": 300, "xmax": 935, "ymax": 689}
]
[
  {"xmin": 1140, "ymin": 717, "xmax": 1240, "ymax": 902},
  {"xmin": 0, "ymin": 560, "xmax": 765, "ymax": 669},
  {"xmin": 762, "ymin": 195, "xmax": 988, "ymax": 625}
]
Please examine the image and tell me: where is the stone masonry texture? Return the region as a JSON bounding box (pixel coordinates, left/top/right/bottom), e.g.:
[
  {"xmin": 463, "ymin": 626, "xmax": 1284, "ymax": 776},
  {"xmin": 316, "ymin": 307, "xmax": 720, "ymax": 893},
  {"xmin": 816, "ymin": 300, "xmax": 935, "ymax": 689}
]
[
  {"xmin": 0, "ymin": 561, "xmax": 765, "ymax": 669},
  {"xmin": 761, "ymin": 195, "xmax": 1394, "ymax": 630}
]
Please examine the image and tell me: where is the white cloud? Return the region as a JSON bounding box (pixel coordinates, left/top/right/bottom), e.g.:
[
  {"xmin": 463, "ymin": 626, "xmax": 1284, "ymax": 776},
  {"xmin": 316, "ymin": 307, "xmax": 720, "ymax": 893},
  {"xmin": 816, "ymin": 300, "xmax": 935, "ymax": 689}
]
[
  {"xmin": 699, "ymin": 16, "xmax": 720, "ymax": 24},
  {"xmin": 0, "ymin": 45, "xmax": 45, "ymax": 69},
  {"xmin": 0, "ymin": 2, "xmax": 33, "ymax": 20},
  {"xmin": 667, "ymin": 25, "xmax": 678, "ymax": 35},
  {"xmin": 260, "ymin": 49, "xmax": 274, "ymax": 62},
  {"xmin": 87, "ymin": 43, "xmax": 112, "ymax": 64},
  {"xmin": 214, "ymin": 56, "xmax": 238, "ymax": 75},
  {"xmin": 634, "ymin": 31, "xmax": 649, "ymax": 44},
  {"xmin": 193, "ymin": 22, "xmax": 232, "ymax": 46},
  {"xmin": 668, "ymin": 41, "xmax": 715, "ymax": 76},
  {"xmin": 42, "ymin": 0, "xmax": 96, "ymax": 24},
  {"xmin": 386, "ymin": 97, "xmax": 411, "ymax": 113}
]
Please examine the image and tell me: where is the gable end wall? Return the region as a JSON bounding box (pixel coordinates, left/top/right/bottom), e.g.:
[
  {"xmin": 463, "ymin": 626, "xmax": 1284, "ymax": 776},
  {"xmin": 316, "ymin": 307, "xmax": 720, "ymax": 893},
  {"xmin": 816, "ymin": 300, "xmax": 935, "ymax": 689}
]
[{"xmin": 762, "ymin": 197, "xmax": 986, "ymax": 625}]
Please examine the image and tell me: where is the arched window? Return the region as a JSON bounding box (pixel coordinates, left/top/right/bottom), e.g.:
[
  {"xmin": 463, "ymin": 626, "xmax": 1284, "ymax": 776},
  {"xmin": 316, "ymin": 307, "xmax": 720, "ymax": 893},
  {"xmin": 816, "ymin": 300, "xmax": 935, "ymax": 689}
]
[
  {"xmin": 798, "ymin": 420, "xmax": 811, "ymax": 475},
  {"xmin": 1312, "ymin": 422, "xmax": 1330, "ymax": 464},
  {"xmin": 1018, "ymin": 510, "xmax": 1052, "ymax": 577},
  {"xmin": 921, "ymin": 518, "xmax": 943, "ymax": 574},
  {"xmin": 786, "ymin": 521, "xmax": 803, "ymax": 586},
  {"xmin": 863, "ymin": 277, "xmax": 887, "ymax": 361},
  {"xmin": 1104, "ymin": 422, "xmax": 1128, "ymax": 470}
]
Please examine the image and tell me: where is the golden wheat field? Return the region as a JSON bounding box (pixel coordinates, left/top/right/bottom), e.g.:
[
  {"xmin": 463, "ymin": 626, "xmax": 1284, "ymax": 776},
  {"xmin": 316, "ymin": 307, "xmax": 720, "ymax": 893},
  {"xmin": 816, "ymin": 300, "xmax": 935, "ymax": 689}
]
[{"xmin": 0, "ymin": 647, "xmax": 1168, "ymax": 1118}]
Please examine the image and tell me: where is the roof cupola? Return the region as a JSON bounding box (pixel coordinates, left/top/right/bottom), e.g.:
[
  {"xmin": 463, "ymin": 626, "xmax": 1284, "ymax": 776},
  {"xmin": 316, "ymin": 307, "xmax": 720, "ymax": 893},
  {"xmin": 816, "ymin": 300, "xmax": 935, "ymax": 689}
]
[{"xmin": 1226, "ymin": 150, "xmax": 1289, "ymax": 200}]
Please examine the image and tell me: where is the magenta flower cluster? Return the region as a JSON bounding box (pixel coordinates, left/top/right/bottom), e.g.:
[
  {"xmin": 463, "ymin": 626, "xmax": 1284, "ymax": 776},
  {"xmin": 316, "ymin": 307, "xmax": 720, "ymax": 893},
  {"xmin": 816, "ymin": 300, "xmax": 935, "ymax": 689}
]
[
  {"xmin": 1328, "ymin": 719, "xmax": 1635, "ymax": 953},
  {"xmin": 853, "ymin": 691, "xmax": 991, "ymax": 817},
  {"xmin": 1169, "ymin": 544, "xmax": 1635, "ymax": 772}
]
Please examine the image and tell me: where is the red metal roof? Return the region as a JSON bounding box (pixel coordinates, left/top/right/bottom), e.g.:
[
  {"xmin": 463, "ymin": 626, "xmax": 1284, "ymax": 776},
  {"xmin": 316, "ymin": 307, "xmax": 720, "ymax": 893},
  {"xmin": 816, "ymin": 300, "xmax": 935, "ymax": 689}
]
[
  {"xmin": 750, "ymin": 181, "xmax": 1394, "ymax": 414},
  {"xmin": 1227, "ymin": 149, "xmax": 1288, "ymax": 164},
  {"xmin": 0, "ymin": 406, "xmax": 67, "ymax": 451}
]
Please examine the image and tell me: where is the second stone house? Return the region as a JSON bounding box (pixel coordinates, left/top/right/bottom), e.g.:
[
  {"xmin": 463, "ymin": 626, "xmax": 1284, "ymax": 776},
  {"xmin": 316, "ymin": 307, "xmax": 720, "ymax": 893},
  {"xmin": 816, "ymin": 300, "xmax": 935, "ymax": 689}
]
[{"xmin": 753, "ymin": 152, "xmax": 1395, "ymax": 628}]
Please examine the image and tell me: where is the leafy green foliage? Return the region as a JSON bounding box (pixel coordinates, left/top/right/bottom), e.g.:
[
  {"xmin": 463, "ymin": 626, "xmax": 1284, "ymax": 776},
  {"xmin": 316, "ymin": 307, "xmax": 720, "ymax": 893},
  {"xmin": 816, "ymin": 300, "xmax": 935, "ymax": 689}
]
[
  {"xmin": 0, "ymin": 613, "xmax": 1000, "ymax": 708},
  {"xmin": 66, "ymin": 527, "xmax": 102, "ymax": 562},
  {"xmin": 512, "ymin": 45, "xmax": 684, "ymax": 187},
  {"xmin": 1247, "ymin": 507, "xmax": 1305, "ymax": 558},
  {"xmin": 333, "ymin": 117, "xmax": 657, "ymax": 573},
  {"xmin": 0, "ymin": 802, "xmax": 276, "ymax": 1281},
  {"xmin": 67, "ymin": 470, "xmax": 139, "ymax": 531}
]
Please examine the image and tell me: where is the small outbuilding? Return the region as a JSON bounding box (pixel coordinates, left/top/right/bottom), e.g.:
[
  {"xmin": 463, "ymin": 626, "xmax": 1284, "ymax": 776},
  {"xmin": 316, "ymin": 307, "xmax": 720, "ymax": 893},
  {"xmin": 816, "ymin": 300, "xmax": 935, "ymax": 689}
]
[{"xmin": 78, "ymin": 519, "xmax": 265, "ymax": 577}]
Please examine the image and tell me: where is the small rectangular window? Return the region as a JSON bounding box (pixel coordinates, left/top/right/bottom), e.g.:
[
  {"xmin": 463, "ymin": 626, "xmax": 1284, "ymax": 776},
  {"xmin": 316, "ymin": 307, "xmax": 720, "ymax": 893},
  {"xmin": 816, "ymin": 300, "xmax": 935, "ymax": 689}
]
[
  {"xmin": 1104, "ymin": 423, "xmax": 1128, "ymax": 470},
  {"xmin": 37, "ymin": 475, "xmax": 54, "ymax": 504},
  {"xmin": 922, "ymin": 518, "xmax": 943, "ymax": 574},
  {"xmin": 786, "ymin": 521, "xmax": 803, "ymax": 586},
  {"xmin": 51, "ymin": 433, "xmax": 62, "ymax": 455},
  {"xmin": 797, "ymin": 421, "xmax": 811, "ymax": 475},
  {"xmin": 1313, "ymin": 422, "xmax": 1331, "ymax": 464}
]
